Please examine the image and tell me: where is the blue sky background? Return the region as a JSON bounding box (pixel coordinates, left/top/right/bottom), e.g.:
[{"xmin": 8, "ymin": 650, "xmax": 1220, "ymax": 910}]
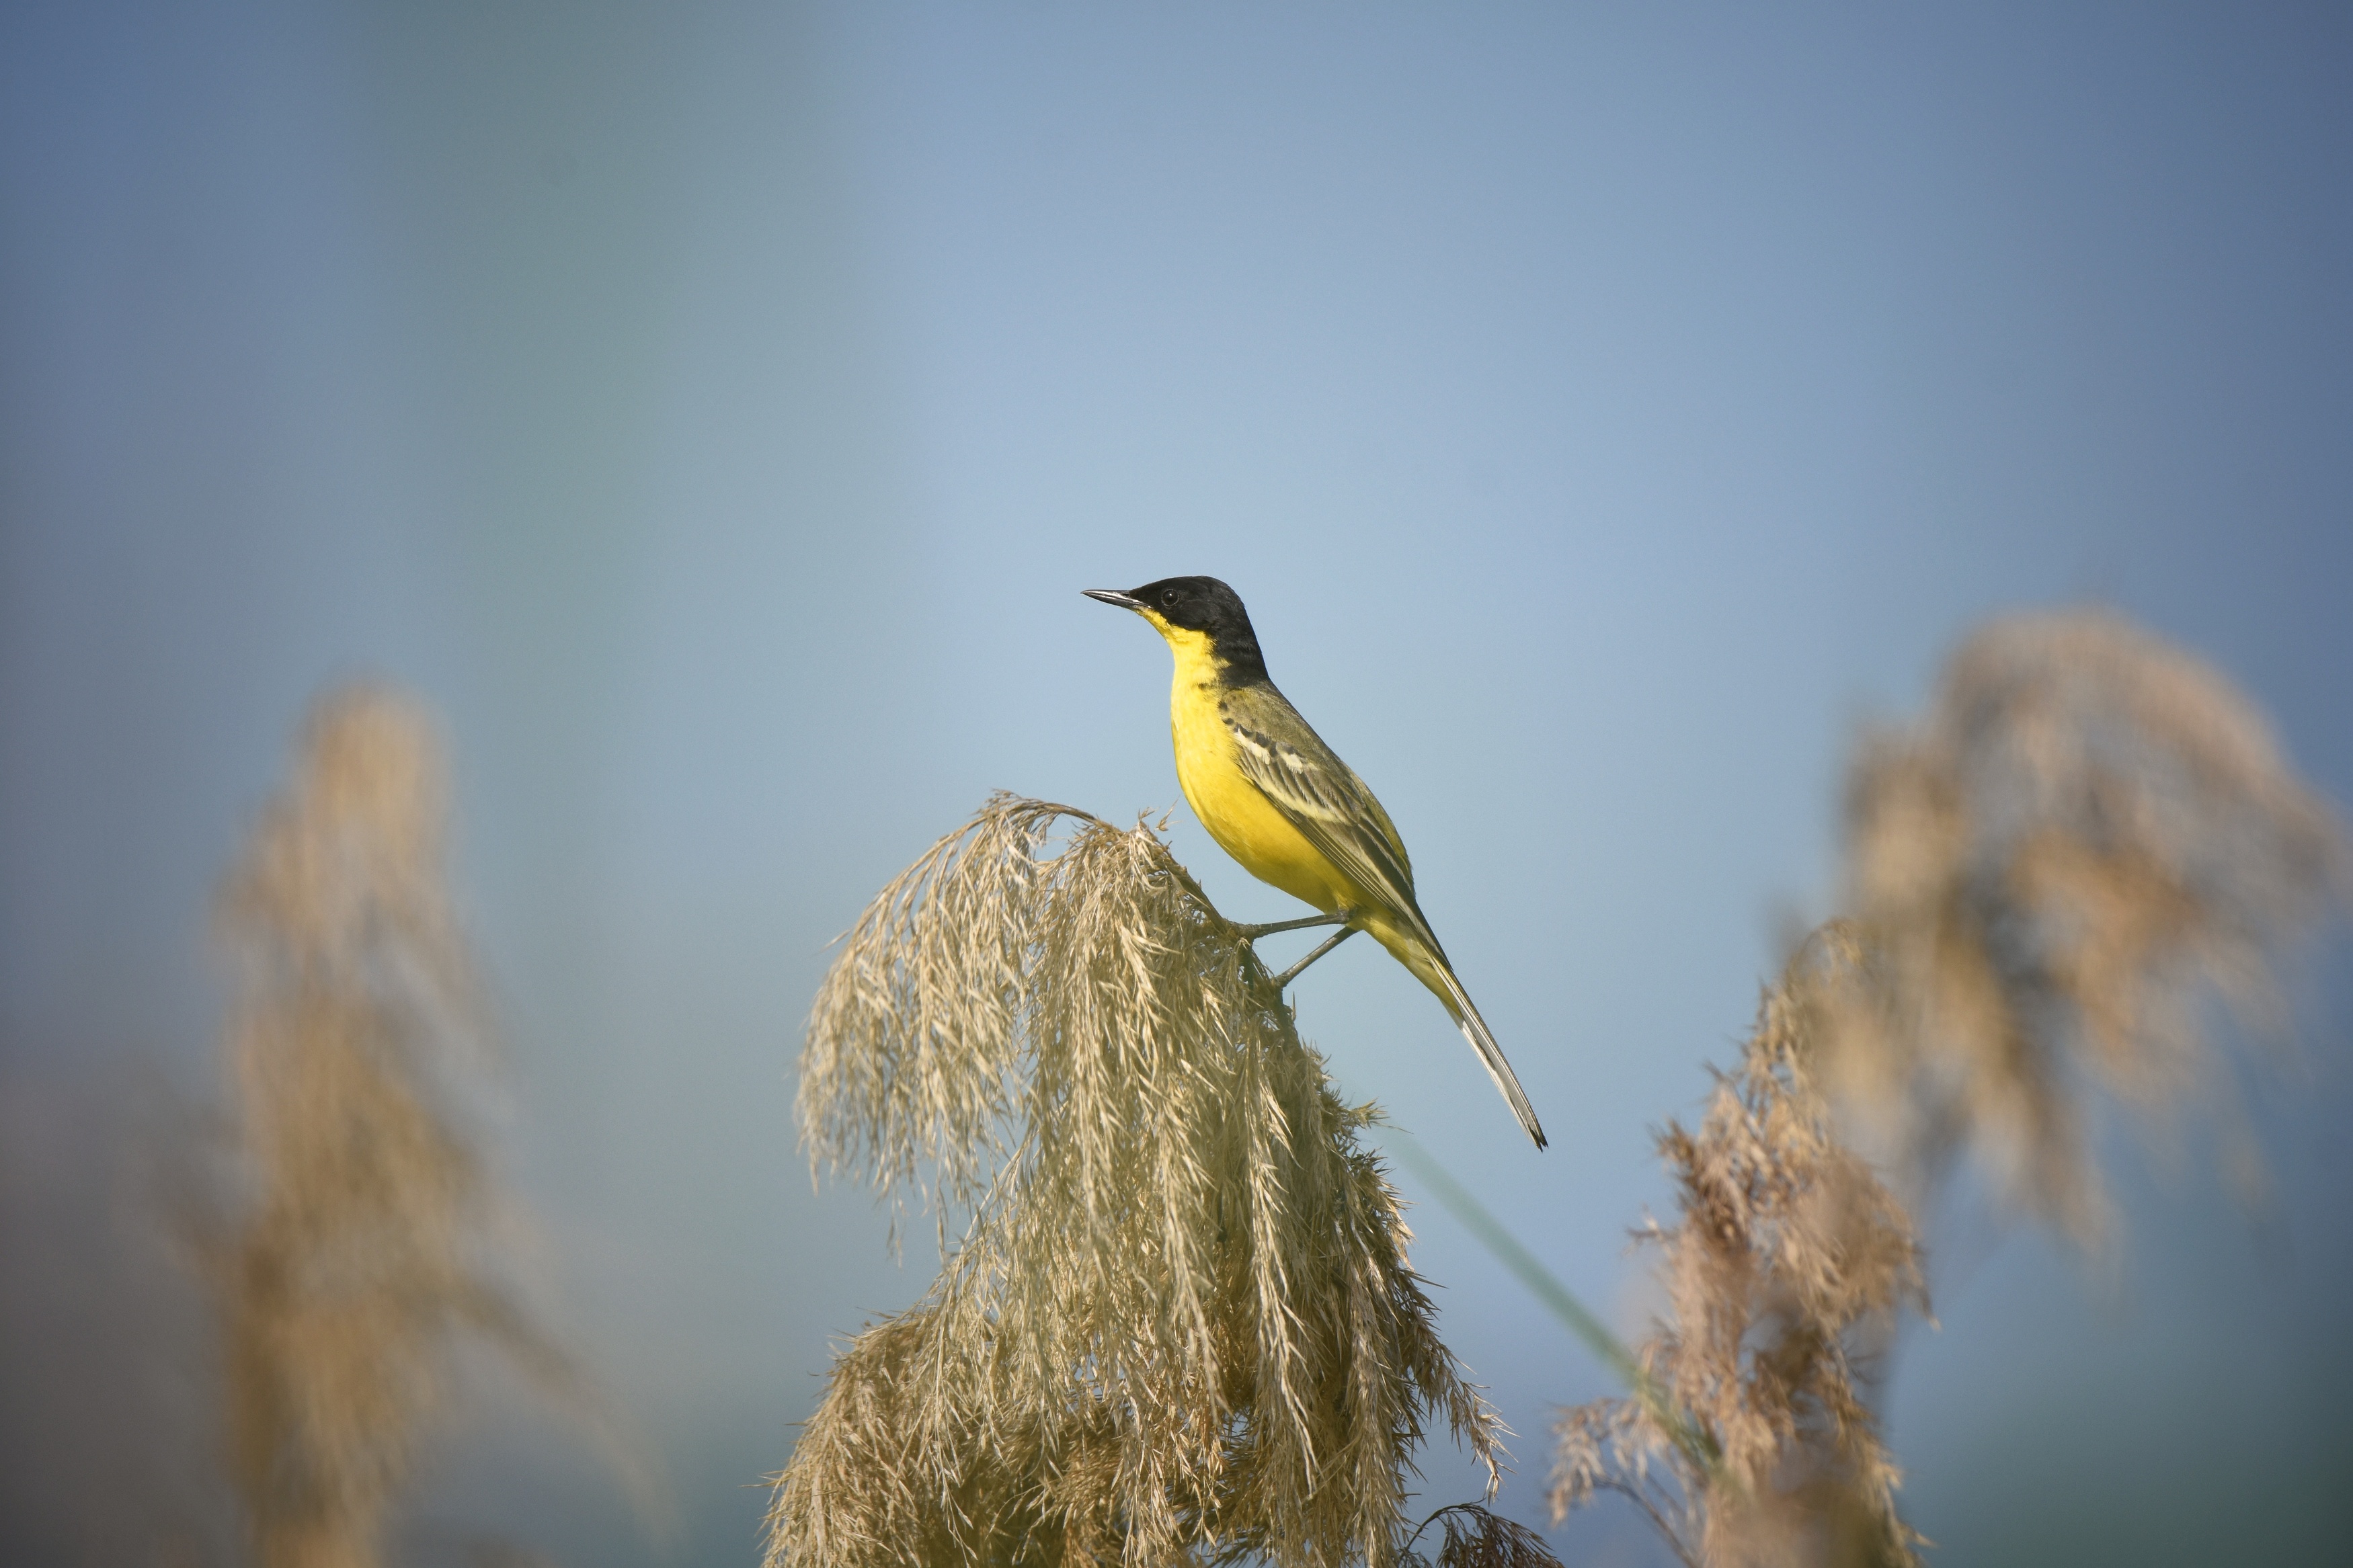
[{"xmin": 3, "ymin": 3, "xmax": 2349, "ymax": 1563}]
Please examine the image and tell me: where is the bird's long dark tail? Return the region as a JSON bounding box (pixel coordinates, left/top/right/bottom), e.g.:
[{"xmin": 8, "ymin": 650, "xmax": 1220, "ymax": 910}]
[{"xmin": 1425, "ymin": 957, "xmax": 1548, "ymax": 1151}]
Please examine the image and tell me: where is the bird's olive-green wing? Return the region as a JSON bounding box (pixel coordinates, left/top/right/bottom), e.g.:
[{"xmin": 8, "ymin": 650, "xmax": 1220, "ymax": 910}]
[{"xmin": 1220, "ymin": 685, "xmax": 1446, "ymax": 956}]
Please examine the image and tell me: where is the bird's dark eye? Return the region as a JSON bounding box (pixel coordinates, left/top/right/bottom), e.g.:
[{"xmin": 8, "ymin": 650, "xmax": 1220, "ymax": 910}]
[{"xmin": 1162, "ymin": 589, "xmax": 1179, "ymax": 606}]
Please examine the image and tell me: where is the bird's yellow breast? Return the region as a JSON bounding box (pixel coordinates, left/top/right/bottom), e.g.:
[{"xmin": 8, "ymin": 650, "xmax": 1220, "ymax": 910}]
[{"xmin": 1158, "ymin": 624, "xmax": 1359, "ymax": 915}]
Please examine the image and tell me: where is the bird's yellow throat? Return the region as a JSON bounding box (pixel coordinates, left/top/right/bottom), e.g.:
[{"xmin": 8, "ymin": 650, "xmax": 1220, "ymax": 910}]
[{"xmin": 1139, "ymin": 613, "xmax": 1224, "ymax": 690}]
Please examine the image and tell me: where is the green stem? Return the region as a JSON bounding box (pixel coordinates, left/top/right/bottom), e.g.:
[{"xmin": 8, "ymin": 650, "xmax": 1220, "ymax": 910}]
[{"xmin": 1379, "ymin": 1126, "xmax": 1720, "ymax": 1477}]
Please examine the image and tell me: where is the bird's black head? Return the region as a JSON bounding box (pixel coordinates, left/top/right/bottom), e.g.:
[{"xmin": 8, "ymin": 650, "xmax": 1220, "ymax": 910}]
[{"xmin": 1083, "ymin": 575, "xmax": 1269, "ymax": 684}]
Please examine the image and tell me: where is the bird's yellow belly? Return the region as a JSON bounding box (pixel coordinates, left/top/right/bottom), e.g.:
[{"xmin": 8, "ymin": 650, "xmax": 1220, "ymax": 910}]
[{"xmin": 1169, "ymin": 676, "xmax": 1359, "ymax": 915}]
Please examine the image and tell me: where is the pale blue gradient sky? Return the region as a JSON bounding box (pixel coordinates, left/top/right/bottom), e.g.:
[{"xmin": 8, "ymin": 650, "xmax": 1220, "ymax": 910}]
[{"xmin": 4, "ymin": 3, "xmax": 2350, "ymax": 1563}]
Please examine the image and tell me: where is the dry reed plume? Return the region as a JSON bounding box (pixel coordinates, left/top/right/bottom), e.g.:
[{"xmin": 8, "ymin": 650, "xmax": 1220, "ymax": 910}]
[
  {"xmin": 210, "ymin": 688, "xmax": 580, "ymax": 1568},
  {"xmin": 1549, "ymin": 930, "xmax": 1928, "ymax": 1568},
  {"xmin": 772, "ymin": 795, "xmax": 1521, "ymax": 1568},
  {"xmin": 1548, "ymin": 608, "xmax": 2340, "ymax": 1563},
  {"xmin": 1825, "ymin": 610, "xmax": 2345, "ymax": 1243}
]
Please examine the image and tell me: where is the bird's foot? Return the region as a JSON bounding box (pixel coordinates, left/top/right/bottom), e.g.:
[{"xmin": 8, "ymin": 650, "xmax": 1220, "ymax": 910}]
[
  {"xmin": 1230, "ymin": 912, "xmax": 1348, "ymax": 941},
  {"xmin": 1269, "ymin": 926, "xmax": 1357, "ymax": 991}
]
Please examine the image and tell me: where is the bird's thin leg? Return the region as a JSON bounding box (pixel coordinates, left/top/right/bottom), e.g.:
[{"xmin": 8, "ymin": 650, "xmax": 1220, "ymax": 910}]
[
  {"xmin": 1271, "ymin": 926, "xmax": 1357, "ymax": 991},
  {"xmin": 1231, "ymin": 912, "xmax": 1348, "ymax": 941}
]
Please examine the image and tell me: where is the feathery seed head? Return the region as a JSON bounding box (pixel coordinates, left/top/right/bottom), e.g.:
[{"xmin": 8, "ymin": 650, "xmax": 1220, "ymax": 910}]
[
  {"xmin": 1825, "ymin": 610, "xmax": 2345, "ymax": 1243},
  {"xmin": 1550, "ymin": 931, "xmax": 1928, "ymax": 1568},
  {"xmin": 209, "ymin": 688, "xmax": 629, "ymax": 1568},
  {"xmin": 779, "ymin": 794, "xmax": 1501, "ymax": 1568}
]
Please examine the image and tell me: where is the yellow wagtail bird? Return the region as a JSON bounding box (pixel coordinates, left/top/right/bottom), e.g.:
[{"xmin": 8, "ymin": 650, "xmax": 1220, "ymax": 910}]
[{"xmin": 1085, "ymin": 575, "xmax": 1546, "ymax": 1149}]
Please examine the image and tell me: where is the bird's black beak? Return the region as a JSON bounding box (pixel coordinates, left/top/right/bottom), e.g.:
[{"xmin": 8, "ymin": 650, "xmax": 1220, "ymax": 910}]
[{"xmin": 1082, "ymin": 588, "xmax": 1143, "ymax": 611}]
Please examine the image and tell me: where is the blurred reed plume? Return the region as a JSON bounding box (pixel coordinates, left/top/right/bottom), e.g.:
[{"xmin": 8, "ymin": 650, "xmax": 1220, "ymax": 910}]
[
  {"xmin": 1825, "ymin": 610, "xmax": 2345, "ymax": 1243},
  {"xmin": 1550, "ymin": 930, "xmax": 1927, "ymax": 1568},
  {"xmin": 209, "ymin": 688, "xmax": 581, "ymax": 1568},
  {"xmin": 772, "ymin": 794, "xmax": 1521, "ymax": 1568}
]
